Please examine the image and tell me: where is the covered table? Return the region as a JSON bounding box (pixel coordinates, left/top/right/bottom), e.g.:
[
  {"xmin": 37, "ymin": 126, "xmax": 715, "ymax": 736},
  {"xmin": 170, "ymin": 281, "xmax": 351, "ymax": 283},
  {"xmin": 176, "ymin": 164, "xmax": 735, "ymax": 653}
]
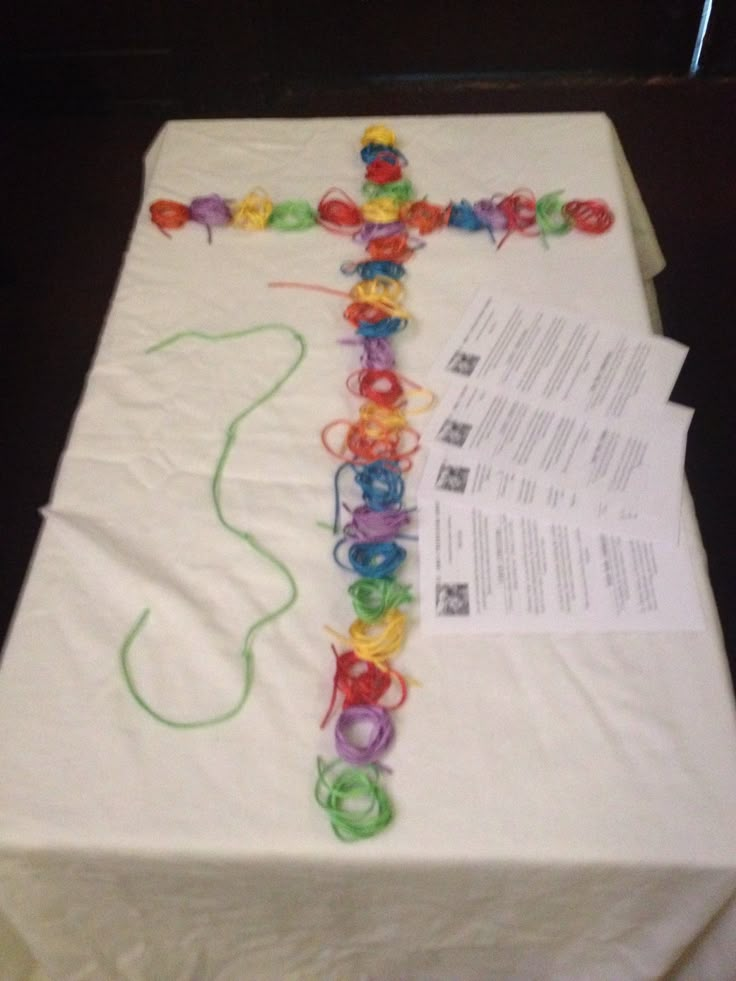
[{"xmin": 1, "ymin": 115, "xmax": 736, "ymax": 980}]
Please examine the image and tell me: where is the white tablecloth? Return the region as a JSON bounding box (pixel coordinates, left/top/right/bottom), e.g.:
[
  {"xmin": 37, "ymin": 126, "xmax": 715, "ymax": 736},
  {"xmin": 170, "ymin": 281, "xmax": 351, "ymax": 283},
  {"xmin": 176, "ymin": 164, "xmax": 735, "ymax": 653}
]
[{"xmin": 2, "ymin": 114, "xmax": 736, "ymax": 981}]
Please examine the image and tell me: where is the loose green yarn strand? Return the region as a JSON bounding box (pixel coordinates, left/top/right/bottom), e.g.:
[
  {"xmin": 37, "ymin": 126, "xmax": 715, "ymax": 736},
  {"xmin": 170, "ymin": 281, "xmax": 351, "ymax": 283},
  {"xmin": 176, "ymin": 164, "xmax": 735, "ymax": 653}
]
[{"xmin": 119, "ymin": 323, "xmax": 307, "ymax": 729}]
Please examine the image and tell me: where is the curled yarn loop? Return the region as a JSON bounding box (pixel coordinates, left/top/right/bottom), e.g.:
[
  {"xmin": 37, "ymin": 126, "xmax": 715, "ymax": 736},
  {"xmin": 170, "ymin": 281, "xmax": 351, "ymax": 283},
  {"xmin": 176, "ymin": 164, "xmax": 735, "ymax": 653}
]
[
  {"xmin": 366, "ymin": 157, "xmax": 403, "ymax": 184},
  {"xmin": 563, "ymin": 199, "xmax": 615, "ymax": 234},
  {"xmin": 354, "ymin": 221, "xmax": 406, "ymax": 244},
  {"xmin": 360, "ymin": 143, "xmax": 408, "ymax": 166},
  {"xmin": 367, "ymin": 232, "xmax": 414, "ymax": 263},
  {"xmin": 497, "ymin": 189, "xmax": 538, "ymax": 248},
  {"xmin": 343, "ymin": 505, "xmax": 412, "ymax": 543},
  {"xmin": 340, "ymin": 334, "xmax": 398, "ymax": 369},
  {"xmin": 356, "ymin": 317, "xmax": 408, "ymax": 339},
  {"xmin": 342, "ymin": 403, "xmax": 419, "ymax": 464},
  {"xmin": 321, "ymin": 649, "xmax": 408, "ymax": 728},
  {"xmin": 351, "ymin": 275, "xmax": 405, "ymax": 308},
  {"xmin": 363, "ymin": 178, "xmax": 414, "ymax": 203},
  {"xmin": 344, "ymin": 301, "xmax": 390, "ymax": 328},
  {"xmin": 150, "ymin": 199, "xmax": 190, "ymax": 237},
  {"xmin": 348, "ymin": 577, "xmax": 413, "ymax": 622},
  {"xmin": 362, "ymin": 197, "xmax": 401, "ymax": 223},
  {"xmin": 349, "ymin": 608, "xmax": 407, "ymax": 665},
  {"xmin": 321, "ymin": 649, "xmax": 390, "ymax": 727},
  {"xmin": 190, "ymin": 194, "xmax": 231, "ymax": 243},
  {"xmin": 335, "ymin": 704, "xmax": 394, "ymax": 765},
  {"xmin": 536, "ymin": 191, "xmax": 573, "ymax": 240},
  {"xmin": 347, "ymin": 368, "xmax": 404, "ymax": 407},
  {"xmin": 230, "ymin": 189, "xmax": 273, "ymax": 230},
  {"xmin": 344, "ymin": 304, "xmax": 409, "ymax": 339},
  {"xmin": 400, "ymin": 199, "xmax": 448, "ymax": 234},
  {"xmin": 473, "ymin": 196, "xmax": 508, "ymax": 236},
  {"xmin": 358, "ymin": 401, "xmax": 407, "ymax": 434},
  {"xmin": 356, "ymin": 413, "xmax": 418, "ymax": 462},
  {"xmin": 348, "ymin": 542, "xmax": 407, "ymax": 579},
  {"xmin": 322, "ymin": 412, "xmax": 418, "ymax": 464},
  {"xmin": 448, "ymin": 200, "xmax": 485, "ymax": 231},
  {"xmin": 317, "ymin": 187, "xmax": 363, "ymax": 234},
  {"xmin": 314, "ymin": 757, "xmax": 393, "ymax": 841},
  {"xmin": 269, "ymin": 200, "xmax": 316, "ymax": 231},
  {"xmin": 361, "ymin": 124, "xmax": 398, "ymax": 148},
  {"xmin": 361, "ymin": 337, "xmax": 396, "ymax": 370},
  {"xmin": 341, "ymin": 260, "xmax": 406, "ymax": 281},
  {"xmin": 354, "ymin": 460, "xmax": 405, "ymax": 510}
]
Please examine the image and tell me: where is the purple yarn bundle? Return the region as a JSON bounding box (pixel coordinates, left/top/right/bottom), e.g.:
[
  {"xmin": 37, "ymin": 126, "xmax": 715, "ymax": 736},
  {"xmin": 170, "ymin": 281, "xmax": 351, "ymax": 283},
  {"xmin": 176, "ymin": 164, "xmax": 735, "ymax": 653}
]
[
  {"xmin": 338, "ymin": 337, "xmax": 397, "ymax": 370},
  {"xmin": 353, "ymin": 221, "xmax": 405, "ymax": 244},
  {"xmin": 344, "ymin": 505, "xmax": 411, "ymax": 543},
  {"xmin": 190, "ymin": 194, "xmax": 231, "ymax": 243},
  {"xmin": 473, "ymin": 197, "xmax": 509, "ymax": 233},
  {"xmin": 335, "ymin": 704, "xmax": 394, "ymax": 764},
  {"xmin": 361, "ymin": 337, "xmax": 396, "ymax": 370}
]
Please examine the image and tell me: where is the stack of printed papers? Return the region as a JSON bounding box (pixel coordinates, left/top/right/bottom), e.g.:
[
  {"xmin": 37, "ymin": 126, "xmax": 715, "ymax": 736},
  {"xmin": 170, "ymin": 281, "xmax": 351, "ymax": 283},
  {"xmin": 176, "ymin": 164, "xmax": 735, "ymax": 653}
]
[{"xmin": 418, "ymin": 290, "xmax": 704, "ymax": 634}]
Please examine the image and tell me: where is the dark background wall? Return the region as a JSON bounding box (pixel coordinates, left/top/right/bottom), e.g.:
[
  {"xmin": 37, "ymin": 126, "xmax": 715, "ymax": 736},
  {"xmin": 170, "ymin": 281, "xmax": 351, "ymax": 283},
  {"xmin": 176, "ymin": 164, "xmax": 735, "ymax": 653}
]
[{"xmin": 2, "ymin": 1, "xmax": 733, "ymax": 116}]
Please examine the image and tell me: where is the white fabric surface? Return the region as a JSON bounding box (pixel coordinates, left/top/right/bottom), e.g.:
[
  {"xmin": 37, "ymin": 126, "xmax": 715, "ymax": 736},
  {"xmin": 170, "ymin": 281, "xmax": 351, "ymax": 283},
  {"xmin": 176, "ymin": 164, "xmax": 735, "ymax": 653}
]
[{"xmin": 1, "ymin": 114, "xmax": 736, "ymax": 981}]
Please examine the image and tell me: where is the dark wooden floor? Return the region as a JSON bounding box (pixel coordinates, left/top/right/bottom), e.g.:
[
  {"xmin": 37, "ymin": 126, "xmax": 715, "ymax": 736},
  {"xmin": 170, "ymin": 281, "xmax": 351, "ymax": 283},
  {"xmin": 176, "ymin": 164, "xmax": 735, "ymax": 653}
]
[{"xmin": 2, "ymin": 77, "xmax": 735, "ymax": 687}]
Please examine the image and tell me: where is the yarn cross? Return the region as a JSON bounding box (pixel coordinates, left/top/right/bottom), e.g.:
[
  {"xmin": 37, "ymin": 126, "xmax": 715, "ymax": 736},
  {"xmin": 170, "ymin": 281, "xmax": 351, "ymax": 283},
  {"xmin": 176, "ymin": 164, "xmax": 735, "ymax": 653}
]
[{"xmin": 145, "ymin": 123, "xmax": 614, "ymax": 838}]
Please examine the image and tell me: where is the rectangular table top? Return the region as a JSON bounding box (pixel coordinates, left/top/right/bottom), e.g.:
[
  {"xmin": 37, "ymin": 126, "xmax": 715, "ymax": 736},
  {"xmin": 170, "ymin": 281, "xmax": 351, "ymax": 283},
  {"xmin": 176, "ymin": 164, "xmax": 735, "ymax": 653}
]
[{"xmin": 2, "ymin": 113, "xmax": 735, "ymax": 981}]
